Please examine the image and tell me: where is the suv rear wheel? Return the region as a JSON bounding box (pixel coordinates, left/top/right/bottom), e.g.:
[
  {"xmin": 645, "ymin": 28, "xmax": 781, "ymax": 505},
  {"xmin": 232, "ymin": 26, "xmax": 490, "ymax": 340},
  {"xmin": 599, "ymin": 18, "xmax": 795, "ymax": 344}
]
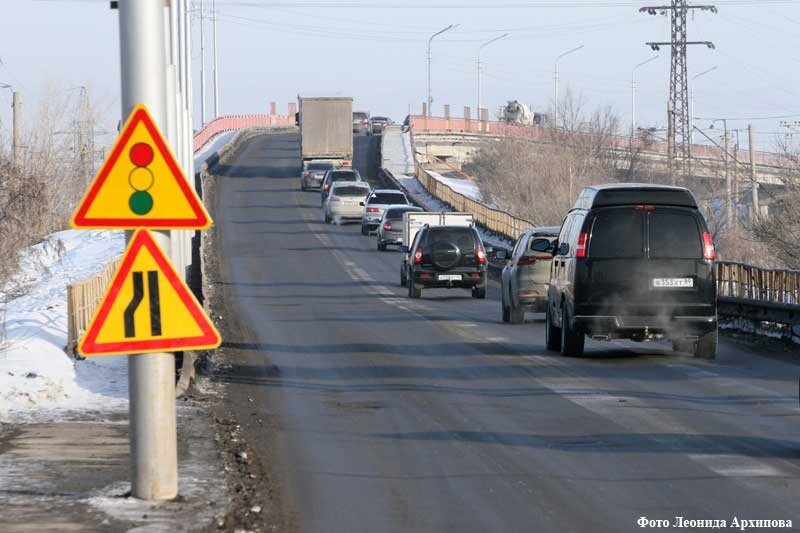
[
  {"xmin": 377, "ymin": 241, "xmax": 386, "ymax": 251},
  {"xmin": 545, "ymin": 305, "xmax": 561, "ymax": 351},
  {"xmin": 408, "ymin": 278, "xmax": 421, "ymax": 298},
  {"xmin": 694, "ymin": 329, "xmax": 717, "ymax": 359},
  {"xmin": 560, "ymin": 302, "xmax": 585, "ymax": 357},
  {"xmin": 472, "ymin": 284, "xmax": 486, "ymax": 299},
  {"xmin": 361, "ymin": 224, "xmax": 368, "ymax": 236}
]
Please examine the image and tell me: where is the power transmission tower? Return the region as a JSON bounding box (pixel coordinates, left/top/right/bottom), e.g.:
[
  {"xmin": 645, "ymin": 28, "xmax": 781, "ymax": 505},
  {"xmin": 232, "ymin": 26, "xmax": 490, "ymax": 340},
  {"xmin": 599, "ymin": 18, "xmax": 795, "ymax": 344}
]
[{"xmin": 641, "ymin": 2, "xmax": 716, "ymax": 185}]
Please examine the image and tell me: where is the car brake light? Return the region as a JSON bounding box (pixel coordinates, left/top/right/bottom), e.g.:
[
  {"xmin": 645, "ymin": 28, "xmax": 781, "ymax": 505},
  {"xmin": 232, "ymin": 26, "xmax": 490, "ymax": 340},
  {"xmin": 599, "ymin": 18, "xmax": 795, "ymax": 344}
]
[
  {"xmin": 635, "ymin": 204, "xmax": 656, "ymax": 211},
  {"xmin": 383, "ymin": 222, "xmax": 392, "ymax": 231},
  {"xmin": 702, "ymin": 231, "xmax": 716, "ymax": 260},
  {"xmin": 575, "ymin": 232, "xmax": 588, "ymax": 258},
  {"xmin": 330, "ymin": 196, "xmax": 341, "ymax": 203},
  {"xmin": 342, "ymin": 161, "xmax": 351, "ymax": 167},
  {"xmin": 517, "ymin": 256, "xmax": 537, "ymax": 266},
  {"xmin": 414, "ymin": 247, "xmax": 423, "ymax": 264},
  {"xmin": 477, "ymin": 246, "xmax": 487, "ymax": 264},
  {"xmin": 367, "ymin": 207, "xmax": 380, "ymax": 213},
  {"xmin": 303, "ymin": 171, "xmax": 310, "ymax": 178},
  {"xmin": 323, "ymin": 183, "xmax": 330, "ymax": 192}
]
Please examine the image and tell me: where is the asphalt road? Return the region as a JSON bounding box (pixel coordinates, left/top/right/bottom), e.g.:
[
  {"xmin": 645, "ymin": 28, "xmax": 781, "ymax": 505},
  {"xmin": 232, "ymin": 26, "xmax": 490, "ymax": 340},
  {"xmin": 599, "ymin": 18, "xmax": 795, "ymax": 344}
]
[{"xmin": 208, "ymin": 131, "xmax": 800, "ymax": 533}]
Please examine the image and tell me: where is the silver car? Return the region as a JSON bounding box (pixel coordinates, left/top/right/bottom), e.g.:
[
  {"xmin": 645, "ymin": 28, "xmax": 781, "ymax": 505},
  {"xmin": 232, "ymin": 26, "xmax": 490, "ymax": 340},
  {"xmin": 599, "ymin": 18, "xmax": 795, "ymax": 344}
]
[
  {"xmin": 324, "ymin": 181, "xmax": 372, "ymax": 224},
  {"xmin": 376, "ymin": 205, "xmax": 422, "ymax": 250},
  {"xmin": 360, "ymin": 189, "xmax": 409, "ymax": 235},
  {"xmin": 301, "ymin": 161, "xmax": 335, "ymax": 191},
  {"xmin": 500, "ymin": 226, "xmax": 560, "ymax": 324},
  {"xmin": 320, "ymin": 169, "xmax": 363, "ymax": 206}
]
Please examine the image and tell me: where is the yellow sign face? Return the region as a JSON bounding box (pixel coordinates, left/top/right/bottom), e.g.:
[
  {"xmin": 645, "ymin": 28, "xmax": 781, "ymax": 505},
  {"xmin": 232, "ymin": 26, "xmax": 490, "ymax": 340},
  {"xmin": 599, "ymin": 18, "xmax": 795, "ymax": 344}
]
[
  {"xmin": 79, "ymin": 230, "xmax": 221, "ymax": 356},
  {"xmin": 71, "ymin": 104, "xmax": 211, "ymax": 229}
]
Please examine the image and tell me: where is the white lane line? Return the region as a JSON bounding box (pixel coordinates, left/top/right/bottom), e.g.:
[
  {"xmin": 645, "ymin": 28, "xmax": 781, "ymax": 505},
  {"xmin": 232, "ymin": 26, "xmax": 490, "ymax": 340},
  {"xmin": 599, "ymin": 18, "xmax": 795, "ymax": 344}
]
[{"xmin": 688, "ymin": 454, "xmax": 783, "ymax": 478}]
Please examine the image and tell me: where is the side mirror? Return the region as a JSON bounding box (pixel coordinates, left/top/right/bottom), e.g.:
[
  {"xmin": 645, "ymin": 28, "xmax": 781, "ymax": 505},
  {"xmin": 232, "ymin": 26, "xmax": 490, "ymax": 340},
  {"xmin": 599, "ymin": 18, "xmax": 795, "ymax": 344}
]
[
  {"xmin": 558, "ymin": 242, "xmax": 570, "ymax": 256},
  {"xmin": 495, "ymin": 250, "xmax": 508, "ymax": 261},
  {"xmin": 530, "ymin": 238, "xmax": 552, "ymax": 253},
  {"xmin": 551, "ymin": 240, "xmax": 559, "ymax": 257}
]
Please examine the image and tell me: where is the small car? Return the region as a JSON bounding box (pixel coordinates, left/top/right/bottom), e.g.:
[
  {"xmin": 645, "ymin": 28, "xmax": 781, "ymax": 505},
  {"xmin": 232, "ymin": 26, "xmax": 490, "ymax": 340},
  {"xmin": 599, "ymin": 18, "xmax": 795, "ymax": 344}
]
[
  {"xmin": 377, "ymin": 205, "xmax": 423, "ymax": 250},
  {"xmin": 500, "ymin": 226, "xmax": 560, "ymax": 324},
  {"xmin": 301, "ymin": 161, "xmax": 335, "ymax": 191},
  {"xmin": 360, "ymin": 189, "xmax": 409, "ymax": 235},
  {"xmin": 324, "ymin": 181, "xmax": 372, "ymax": 224},
  {"xmin": 320, "ymin": 169, "xmax": 363, "ymax": 206},
  {"xmin": 370, "ymin": 116, "xmax": 392, "ymax": 134},
  {"xmin": 353, "ymin": 111, "xmax": 371, "ymax": 136}
]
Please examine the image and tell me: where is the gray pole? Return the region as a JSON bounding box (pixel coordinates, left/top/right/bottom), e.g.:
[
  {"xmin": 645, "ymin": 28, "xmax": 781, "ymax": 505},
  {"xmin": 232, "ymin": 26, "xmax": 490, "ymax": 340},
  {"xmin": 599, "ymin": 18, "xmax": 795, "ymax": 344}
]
[
  {"xmin": 12, "ymin": 91, "xmax": 21, "ymax": 171},
  {"xmin": 212, "ymin": 0, "xmax": 219, "ymax": 118},
  {"xmin": 427, "ymin": 24, "xmax": 456, "ymax": 118},
  {"xmin": 554, "ymin": 45, "xmax": 584, "ymax": 130},
  {"xmin": 723, "ymin": 119, "xmax": 733, "ymax": 231},
  {"xmin": 118, "ymin": 0, "xmax": 178, "ymax": 501},
  {"xmin": 199, "ymin": 0, "xmax": 206, "ymax": 126},
  {"xmin": 477, "ymin": 33, "xmax": 508, "ymax": 119},
  {"xmin": 749, "ymin": 123, "xmax": 759, "ymax": 220},
  {"xmin": 632, "ymin": 55, "xmax": 659, "ymax": 137}
]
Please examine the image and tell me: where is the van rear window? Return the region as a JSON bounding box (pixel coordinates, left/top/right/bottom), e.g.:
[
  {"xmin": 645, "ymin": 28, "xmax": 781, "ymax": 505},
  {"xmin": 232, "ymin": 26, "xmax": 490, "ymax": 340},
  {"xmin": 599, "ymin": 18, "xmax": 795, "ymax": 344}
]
[
  {"xmin": 588, "ymin": 210, "xmax": 644, "ymax": 258},
  {"xmin": 649, "ymin": 211, "xmax": 702, "ymax": 259}
]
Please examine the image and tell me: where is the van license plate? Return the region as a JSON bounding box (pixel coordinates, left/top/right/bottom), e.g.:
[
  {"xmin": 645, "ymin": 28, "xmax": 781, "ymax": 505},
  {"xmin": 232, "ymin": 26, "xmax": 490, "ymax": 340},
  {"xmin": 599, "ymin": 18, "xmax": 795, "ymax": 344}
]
[
  {"xmin": 438, "ymin": 274, "xmax": 462, "ymax": 281},
  {"xmin": 653, "ymin": 278, "xmax": 693, "ymax": 288}
]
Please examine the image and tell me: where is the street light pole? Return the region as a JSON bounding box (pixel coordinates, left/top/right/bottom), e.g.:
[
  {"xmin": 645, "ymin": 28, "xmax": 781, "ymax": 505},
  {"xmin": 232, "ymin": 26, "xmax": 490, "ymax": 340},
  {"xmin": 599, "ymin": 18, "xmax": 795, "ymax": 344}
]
[
  {"xmin": 477, "ymin": 33, "xmax": 509, "ymax": 118},
  {"xmin": 212, "ymin": 0, "xmax": 219, "ymax": 118},
  {"xmin": 631, "ymin": 55, "xmax": 658, "ymax": 137},
  {"xmin": 118, "ymin": 0, "xmax": 178, "ymax": 501},
  {"xmin": 690, "ymin": 66, "xmax": 717, "ymax": 145},
  {"xmin": 199, "ymin": 0, "xmax": 206, "ymax": 126},
  {"xmin": 554, "ymin": 44, "xmax": 584, "ymax": 128},
  {"xmin": 0, "ymin": 83, "xmax": 20, "ymax": 171},
  {"xmin": 427, "ymin": 24, "xmax": 457, "ymax": 118}
]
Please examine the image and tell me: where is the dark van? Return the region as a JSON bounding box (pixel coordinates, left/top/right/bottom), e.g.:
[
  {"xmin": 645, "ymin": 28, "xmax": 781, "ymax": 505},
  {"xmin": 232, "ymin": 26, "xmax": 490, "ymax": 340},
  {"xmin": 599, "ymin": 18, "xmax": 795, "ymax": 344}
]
[{"xmin": 545, "ymin": 184, "xmax": 717, "ymax": 358}]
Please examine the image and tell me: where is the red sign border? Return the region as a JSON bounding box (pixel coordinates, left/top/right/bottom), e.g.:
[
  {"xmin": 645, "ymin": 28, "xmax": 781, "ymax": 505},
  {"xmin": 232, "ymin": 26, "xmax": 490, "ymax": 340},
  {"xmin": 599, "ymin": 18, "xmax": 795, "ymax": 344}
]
[
  {"xmin": 71, "ymin": 104, "xmax": 211, "ymax": 229},
  {"xmin": 79, "ymin": 229, "xmax": 221, "ymax": 356}
]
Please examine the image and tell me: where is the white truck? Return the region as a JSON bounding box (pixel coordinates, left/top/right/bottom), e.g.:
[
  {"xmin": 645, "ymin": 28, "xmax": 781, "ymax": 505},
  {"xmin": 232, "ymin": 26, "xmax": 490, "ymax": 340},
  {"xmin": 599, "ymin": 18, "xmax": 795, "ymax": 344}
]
[{"xmin": 400, "ymin": 212, "xmax": 475, "ymax": 283}]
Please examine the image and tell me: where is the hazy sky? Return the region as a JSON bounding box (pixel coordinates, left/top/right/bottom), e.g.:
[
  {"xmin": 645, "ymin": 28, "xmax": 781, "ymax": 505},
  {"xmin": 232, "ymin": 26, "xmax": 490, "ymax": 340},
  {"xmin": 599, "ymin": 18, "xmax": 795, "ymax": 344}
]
[{"xmin": 2, "ymin": 0, "xmax": 800, "ymax": 151}]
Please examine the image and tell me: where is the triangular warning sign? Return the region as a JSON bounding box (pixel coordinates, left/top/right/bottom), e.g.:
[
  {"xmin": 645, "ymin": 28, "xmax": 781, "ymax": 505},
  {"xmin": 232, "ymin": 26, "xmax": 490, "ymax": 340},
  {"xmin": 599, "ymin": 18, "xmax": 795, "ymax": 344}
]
[
  {"xmin": 79, "ymin": 229, "xmax": 221, "ymax": 357},
  {"xmin": 71, "ymin": 104, "xmax": 212, "ymax": 229}
]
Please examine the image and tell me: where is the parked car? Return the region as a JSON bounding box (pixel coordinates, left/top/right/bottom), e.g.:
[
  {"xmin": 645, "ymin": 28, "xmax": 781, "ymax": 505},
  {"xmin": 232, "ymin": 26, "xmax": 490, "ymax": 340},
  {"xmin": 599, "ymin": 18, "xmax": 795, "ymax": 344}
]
[
  {"xmin": 353, "ymin": 111, "xmax": 371, "ymax": 135},
  {"xmin": 320, "ymin": 169, "xmax": 363, "ymax": 206},
  {"xmin": 301, "ymin": 160, "xmax": 335, "ymax": 191},
  {"xmin": 500, "ymin": 226, "xmax": 560, "ymax": 324},
  {"xmin": 404, "ymin": 225, "xmax": 488, "ymax": 299},
  {"xmin": 324, "ymin": 181, "xmax": 372, "ymax": 224},
  {"xmin": 370, "ymin": 116, "xmax": 392, "ymax": 134},
  {"xmin": 545, "ymin": 183, "xmax": 717, "ymax": 358},
  {"xmin": 376, "ymin": 205, "xmax": 423, "ymax": 250},
  {"xmin": 360, "ymin": 189, "xmax": 409, "ymax": 235}
]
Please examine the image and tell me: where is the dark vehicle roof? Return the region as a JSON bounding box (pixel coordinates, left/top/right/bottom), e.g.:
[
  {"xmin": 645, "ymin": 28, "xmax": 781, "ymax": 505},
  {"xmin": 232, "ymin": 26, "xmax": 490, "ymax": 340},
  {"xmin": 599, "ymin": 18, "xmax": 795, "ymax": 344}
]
[
  {"xmin": 372, "ymin": 116, "xmax": 390, "ymax": 121},
  {"xmin": 353, "ymin": 111, "xmax": 369, "ymax": 117},
  {"xmin": 385, "ymin": 205, "xmax": 422, "ymax": 217},
  {"xmin": 573, "ymin": 183, "xmax": 697, "ymax": 210},
  {"xmin": 330, "ymin": 170, "xmax": 359, "ymax": 178}
]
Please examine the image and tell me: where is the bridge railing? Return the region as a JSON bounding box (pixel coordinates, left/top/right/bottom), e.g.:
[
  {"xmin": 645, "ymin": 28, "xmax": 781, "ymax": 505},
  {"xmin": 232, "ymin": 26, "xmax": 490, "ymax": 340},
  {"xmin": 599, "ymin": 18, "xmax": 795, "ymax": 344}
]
[
  {"xmin": 193, "ymin": 113, "xmax": 294, "ymax": 152},
  {"xmin": 717, "ymin": 261, "xmax": 800, "ymax": 305}
]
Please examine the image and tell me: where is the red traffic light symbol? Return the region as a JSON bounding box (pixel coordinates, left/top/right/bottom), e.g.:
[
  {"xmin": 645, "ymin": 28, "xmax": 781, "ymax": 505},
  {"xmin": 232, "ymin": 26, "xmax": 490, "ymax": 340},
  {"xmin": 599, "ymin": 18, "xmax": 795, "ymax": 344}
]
[{"xmin": 130, "ymin": 142, "xmax": 154, "ymax": 167}]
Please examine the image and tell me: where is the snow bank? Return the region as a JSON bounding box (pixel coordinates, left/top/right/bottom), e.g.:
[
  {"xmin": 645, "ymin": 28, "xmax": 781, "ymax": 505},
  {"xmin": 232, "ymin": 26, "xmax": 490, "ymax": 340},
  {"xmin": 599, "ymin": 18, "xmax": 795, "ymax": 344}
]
[
  {"xmin": 0, "ymin": 230, "xmax": 128, "ymax": 421},
  {"xmin": 194, "ymin": 130, "xmax": 235, "ymax": 169},
  {"xmin": 426, "ymin": 170, "xmax": 482, "ymax": 202}
]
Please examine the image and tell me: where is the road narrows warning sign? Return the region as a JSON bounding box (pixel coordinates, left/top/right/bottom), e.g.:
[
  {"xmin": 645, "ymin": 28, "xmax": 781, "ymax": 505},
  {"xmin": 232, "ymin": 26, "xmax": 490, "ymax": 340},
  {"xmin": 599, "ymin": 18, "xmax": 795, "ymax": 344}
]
[
  {"xmin": 71, "ymin": 104, "xmax": 212, "ymax": 229},
  {"xmin": 79, "ymin": 229, "xmax": 221, "ymax": 356}
]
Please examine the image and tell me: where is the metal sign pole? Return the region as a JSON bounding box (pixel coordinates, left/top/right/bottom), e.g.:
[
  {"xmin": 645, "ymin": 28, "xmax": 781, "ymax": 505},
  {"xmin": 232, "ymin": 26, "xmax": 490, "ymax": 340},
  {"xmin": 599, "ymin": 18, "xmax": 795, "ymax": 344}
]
[{"xmin": 118, "ymin": 0, "xmax": 178, "ymax": 500}]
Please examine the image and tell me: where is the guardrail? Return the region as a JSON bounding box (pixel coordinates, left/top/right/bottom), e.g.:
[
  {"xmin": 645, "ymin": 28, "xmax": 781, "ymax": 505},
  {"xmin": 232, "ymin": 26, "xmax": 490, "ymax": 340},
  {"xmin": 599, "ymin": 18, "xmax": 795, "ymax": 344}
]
[
  {"xmin": 66, "ymin": 258, "xmax": 121, "ymax": 357},
  {"xmin": 717, "ymin": 261, "xmax": 800, "ymax": 304}
]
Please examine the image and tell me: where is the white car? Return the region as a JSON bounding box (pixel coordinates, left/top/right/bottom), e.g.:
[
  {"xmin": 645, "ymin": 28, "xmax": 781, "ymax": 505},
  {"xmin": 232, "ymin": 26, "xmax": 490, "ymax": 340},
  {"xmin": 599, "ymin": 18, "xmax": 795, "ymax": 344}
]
[
  {"xmin": 360, "ymin": 189, "xmax": 409, "ymax": 235},
  {"xmin": 324, "ymin": 181, "xmax": 372, "ymax": 224}
]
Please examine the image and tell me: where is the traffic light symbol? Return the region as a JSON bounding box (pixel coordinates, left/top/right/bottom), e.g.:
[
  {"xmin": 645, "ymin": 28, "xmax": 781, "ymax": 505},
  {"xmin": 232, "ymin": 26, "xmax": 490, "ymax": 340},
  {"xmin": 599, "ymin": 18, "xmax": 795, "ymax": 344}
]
[{"xmin": 129, "ymin": 142, "xmax": 155, "ymax": 215}]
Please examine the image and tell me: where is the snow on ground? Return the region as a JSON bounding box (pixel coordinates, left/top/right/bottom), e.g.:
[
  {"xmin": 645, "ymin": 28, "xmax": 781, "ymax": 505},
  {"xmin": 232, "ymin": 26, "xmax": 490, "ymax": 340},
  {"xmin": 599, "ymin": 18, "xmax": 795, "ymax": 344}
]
[
  {"xmin": 194, "ymin": 130, "xmax": 235, "ymax": 169},
  {"xmin": 381, "ymin": 125, "xmax": 513, "ymax": 251},
  {"xmin": 426, "ymin": 170, "xmax": 482, "ymax": 202},
  {"xmin": 0, "ymin": 131, "xmax": 238, "ymax": 422},
  {"xmin": 0, "ymin": 230, "xmax": 127, "ymax": 422}
]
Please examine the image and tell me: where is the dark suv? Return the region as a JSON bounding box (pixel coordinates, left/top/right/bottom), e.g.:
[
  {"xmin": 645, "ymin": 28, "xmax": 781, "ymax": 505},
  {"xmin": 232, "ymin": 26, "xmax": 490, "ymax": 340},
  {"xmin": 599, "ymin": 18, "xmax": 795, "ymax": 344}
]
[
  {"xmin": 545, "ymin": 184, "xmax": 717, "ymax": 358},
  {"xmin": 404, "ymin": 225, "xmax": 488, "ymax": 299}
]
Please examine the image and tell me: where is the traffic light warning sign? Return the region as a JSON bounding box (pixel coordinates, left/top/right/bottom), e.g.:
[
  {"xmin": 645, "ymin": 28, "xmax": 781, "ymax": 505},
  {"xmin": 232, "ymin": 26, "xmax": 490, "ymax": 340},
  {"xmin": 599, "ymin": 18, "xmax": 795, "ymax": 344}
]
[
  {"xmin": 79, "ymin": 229, "xmax": 221, "ymax": 356},
  {"xmin": 71, "ymin": 104, "xmax": 212, "ymax": 229}
]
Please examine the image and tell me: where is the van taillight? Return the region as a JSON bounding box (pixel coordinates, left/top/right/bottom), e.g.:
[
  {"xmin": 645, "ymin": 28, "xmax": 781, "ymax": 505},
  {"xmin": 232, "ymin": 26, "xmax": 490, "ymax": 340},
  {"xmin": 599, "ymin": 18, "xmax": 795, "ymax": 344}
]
[
  {"xmin": 575, "ymin": 232, "xmax": 588, "ymax": 258},
  {"xmin": 477, "ymin": 246, "xmax": 487, "ymax": 264},
  {"xmin": 414, "ymin": 247, "xmax": 423, "ymax": 264},
  {"xmin": 367, "ymin": 207, "xmax": 380, "ymax": 213},
  {"xmin": 702, "ymin": 232, "xmax": 716, "ymax": 260},
  {"xmin": 303, "ymin": 171, "xmax": 310, "ymax": 178}
]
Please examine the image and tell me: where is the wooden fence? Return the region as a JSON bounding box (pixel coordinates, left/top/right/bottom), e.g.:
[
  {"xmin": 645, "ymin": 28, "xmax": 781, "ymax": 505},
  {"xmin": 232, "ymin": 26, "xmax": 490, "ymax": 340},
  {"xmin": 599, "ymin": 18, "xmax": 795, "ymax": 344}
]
[
  {"xmin": 66, "ymin": 258, "xmax": 120, "ymax": 357},
  {"xmin": 717, "ymin": 261, "xmax": 800, "ymax": 305}
]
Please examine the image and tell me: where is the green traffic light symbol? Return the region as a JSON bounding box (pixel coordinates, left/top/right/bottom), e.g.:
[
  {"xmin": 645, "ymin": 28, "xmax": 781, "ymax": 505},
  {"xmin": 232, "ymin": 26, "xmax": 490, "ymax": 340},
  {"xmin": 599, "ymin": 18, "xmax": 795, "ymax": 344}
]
[{"xmin": 129, "ymin": 142, "xmax": 155, "ymax": 216}]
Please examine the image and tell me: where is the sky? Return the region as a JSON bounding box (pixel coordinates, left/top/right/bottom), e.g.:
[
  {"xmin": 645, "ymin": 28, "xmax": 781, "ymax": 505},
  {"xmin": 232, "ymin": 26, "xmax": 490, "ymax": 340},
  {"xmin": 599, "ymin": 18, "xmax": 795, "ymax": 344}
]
[{"xmin": 2, "ymin": 0, "xmax": 800, "ymax": 152}]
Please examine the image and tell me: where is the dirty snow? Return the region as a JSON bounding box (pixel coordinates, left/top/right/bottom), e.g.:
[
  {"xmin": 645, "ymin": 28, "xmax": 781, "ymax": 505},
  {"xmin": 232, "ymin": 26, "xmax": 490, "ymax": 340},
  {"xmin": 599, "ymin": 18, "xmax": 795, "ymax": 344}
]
[
  {"xmin": 381, "ymin": 125, "xmax": 513, "ymax": 251},
  {"xmin": 0, "ymin": 230, "xmax": 127, "ymax": 421},
  {"xmin": 194, "ymin": 130, "xmax": 235, "ymax": 169},
  {"xmin": 426, "ymin": 170, "xmax": 482, "ymax": 201}
]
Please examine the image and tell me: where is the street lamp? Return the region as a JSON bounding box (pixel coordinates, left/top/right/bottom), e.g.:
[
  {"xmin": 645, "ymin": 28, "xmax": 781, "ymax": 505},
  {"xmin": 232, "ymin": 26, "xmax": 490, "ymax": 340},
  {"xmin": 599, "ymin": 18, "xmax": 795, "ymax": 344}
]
[
  {"xmin": 554, "ymin": 44, "xmax": 584, "ymax": 128},
  {"xmin": 0, "ymin": 82, "xmax": 20, "ymax": 169},
  {"xmin": 690, "ymin": 66, "xmax": 718, "ymax": 145},
  {"xmin": 427, "ymin": 24, "xmax": 458, "ymax": 117},
  {"xmin": 631, "ymin": 55, "xmax": 658, "ymax": 137},
  {"xmin": 477, "ymin": 33, "xmax": 509, "ymax": 119}
]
